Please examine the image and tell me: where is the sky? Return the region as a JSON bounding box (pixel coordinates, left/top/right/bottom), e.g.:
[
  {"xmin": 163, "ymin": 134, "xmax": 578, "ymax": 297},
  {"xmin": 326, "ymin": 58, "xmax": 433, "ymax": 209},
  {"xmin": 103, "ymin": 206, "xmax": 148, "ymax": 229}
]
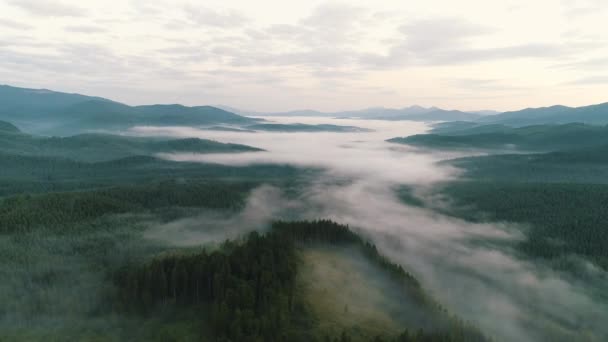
[{"xmin": 0, "ymin": 0, "xmax": 607, "ymax": 112}]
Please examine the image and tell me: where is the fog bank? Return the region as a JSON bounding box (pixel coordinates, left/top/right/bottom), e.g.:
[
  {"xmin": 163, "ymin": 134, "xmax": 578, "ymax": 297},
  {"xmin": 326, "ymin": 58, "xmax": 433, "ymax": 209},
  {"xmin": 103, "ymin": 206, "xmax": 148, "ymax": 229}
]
[{"xmin": 131, "ymin": 117, "xmax": 608, "ymax": 342}]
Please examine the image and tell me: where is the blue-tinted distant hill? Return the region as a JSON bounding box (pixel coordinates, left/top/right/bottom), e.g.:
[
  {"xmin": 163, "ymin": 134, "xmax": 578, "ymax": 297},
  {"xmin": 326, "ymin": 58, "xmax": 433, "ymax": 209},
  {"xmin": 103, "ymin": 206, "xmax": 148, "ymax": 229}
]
[
  {"xmin": 472, "ymin": 103, "xmax": 608, "ymax": 126},
  {"xmin": 0, "ymin": 85, "xmax": 257, "ymax": 135},
  {"xmin": 0, "ymin": 119, "xmax": 261, "ymax": 162},
  {"xmin": 389, "ymin": 123, "xmax": 608, "ymax": 152},
  {"xmin": 221, "ymin": 104, "xmax": 487, "ymax": 121},
  {"xmin": 0, "ymin": 120, "xmax": 20, "ymax": 133}
]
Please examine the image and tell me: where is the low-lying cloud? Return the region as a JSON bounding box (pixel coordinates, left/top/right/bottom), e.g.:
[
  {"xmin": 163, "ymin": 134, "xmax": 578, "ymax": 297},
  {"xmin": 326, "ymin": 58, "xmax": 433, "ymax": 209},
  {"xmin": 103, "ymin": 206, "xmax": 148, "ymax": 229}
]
[{"xmin": 132, "ymin": 117, "xmax": 608, "ymax": 341}]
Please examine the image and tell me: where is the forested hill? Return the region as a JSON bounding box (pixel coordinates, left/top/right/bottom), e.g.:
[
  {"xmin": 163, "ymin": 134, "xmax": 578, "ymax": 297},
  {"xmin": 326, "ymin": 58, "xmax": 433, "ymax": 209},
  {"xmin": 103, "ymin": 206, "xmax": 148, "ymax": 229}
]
[
  {"xmin": 423, "ymin": 102, "xmax": 608, "ymax": 133},
  {"xmin": 0, "ymin": 120, "xmax": 20, "ymax": 133},
  {"xmin": 388, "ymin": 123, "xmax": 608, "ymax": 151},
  {"xmin": 0, "ymin": 85, "xmax": 257, "ymax": 136},
  {"xmin": 475, "ymin": 102, "xmax": 608, "ymax": 126},
  {"xmin": 0, "ymin": 123, "xmax": 262, "ymax": 162},
  {"xmin": 115, "ymin": 220, "xmax": 489, "ymax": 342}
]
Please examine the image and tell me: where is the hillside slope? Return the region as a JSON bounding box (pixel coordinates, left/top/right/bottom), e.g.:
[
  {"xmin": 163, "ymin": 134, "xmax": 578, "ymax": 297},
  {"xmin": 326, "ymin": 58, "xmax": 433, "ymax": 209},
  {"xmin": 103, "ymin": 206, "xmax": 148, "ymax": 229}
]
[{"xmin": 0, "ymin": 85, "xmax": 256, "ymax": 135}]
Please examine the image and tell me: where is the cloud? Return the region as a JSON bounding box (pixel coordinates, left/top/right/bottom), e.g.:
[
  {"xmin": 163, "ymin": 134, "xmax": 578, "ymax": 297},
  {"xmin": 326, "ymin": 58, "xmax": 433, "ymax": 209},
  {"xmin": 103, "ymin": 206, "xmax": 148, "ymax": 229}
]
[
  {"xmin": 567, "ymin": 75, "xmax": 608, "ymax": 85},
  {"xmin": 182, "ymin": 4, "xmax": 250, "ymax": 28},
  {"xmin": 554, "ymin": 56, "xmax": 608, "ymax": 70},
  {"xmin": 448, "ymin": 78, "xmax": 529, "ymax": 92},
  {"xmin": 398, "ymin": 18, "xmax": 494, "ymax": 52},
  {"xmin": 0, "ymin": 18, "xmax": 32, "ymax": 30},
  {"xmin": 131, "ymin": 116, "xmax": 608, "ymax": 341},
  {"xmin": 358, "ymin": 18, "xmax": 583, "ymax": 67},
  {"xmin": 561, "ymin": 0, "xmax": 608, "ymax": 16},
  {"xmin": 144, "ymin": 185, "xmax": 294, "ymax": 246},
  {"xmin": 64, "ymin": 25, "xmax": 106, "ymax": 33},
  {"xmin": 8, "ymin": 0, "xmax": 86, "ymax": 17},
  {"xmin": 1, "ymin": 1, "xmax": 607, "ymax": 110}
]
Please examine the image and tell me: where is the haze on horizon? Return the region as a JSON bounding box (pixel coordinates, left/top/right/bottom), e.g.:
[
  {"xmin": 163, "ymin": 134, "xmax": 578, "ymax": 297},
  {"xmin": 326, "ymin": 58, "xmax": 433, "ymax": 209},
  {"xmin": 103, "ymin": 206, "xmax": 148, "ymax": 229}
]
[{"xmin": 0, "ymin": 0, "xmax": 607, "ymax": 112}]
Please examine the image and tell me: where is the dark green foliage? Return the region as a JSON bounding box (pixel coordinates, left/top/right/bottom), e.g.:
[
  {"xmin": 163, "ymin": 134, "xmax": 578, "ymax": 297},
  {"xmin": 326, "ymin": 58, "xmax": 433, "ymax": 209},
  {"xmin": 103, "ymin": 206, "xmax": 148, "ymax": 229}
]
[
  {"xmin": 0, "ymin": 128, "xmax": 261, "ymax": 163},
  {"xmin": 0, "ymin": 152, "xmax": 306, "ymax": 196},
  {"xmin": 0, "ymin": 180, "xmax": 254, "ymax": 232},
  {"xmin": 440, "ymin": 182, "xmax": 608, "ymax": 269},
  {"xmin": 389, "ymin": 123, "xmax": 608, "ymax": 152},
  {"xmin": 368, "ymin": 327, "xmax": 487, "ymax": 342},
  {"xmin": 118, "ymin": 221, "xmax": 488, "ymax": 342},
  {"xmin": 116, "ymin": 231, "xmax": 303, "ymax": 342},
  {"xmin": 450, "ymin": 144, "xmax": 608, "ymax": 184},
  {"xmin": 392, "ymin": 120, "xmax": 608, "ymax": 270},
  {"xmin": 273, "ymin": 220, "xmax": 422, "ymax": 289}
]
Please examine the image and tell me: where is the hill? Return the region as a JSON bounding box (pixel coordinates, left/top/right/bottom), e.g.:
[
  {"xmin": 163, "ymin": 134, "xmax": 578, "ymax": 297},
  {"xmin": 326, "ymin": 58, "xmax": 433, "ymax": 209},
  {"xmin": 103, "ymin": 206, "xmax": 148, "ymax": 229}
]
[
  {"xmin": 0, "ymin": 122, "xmax": 262, "ymax": 163},
  {"xmin": 0, "ymin": 85, "xmax": 257, "ymax": 135},
  {"xmin": 0, "ymin": 120, "xmax": 20, "ymax": 133},
  {"xmin": 245, "ymin": 105, "xmax": 486, "ymax": 121},
  {"xmin": 388, "ymin": 123, "xmax": 608, "ymax": 152},
  {"xmin": 474, "ymin": 102, "xmax": 608, "ymax": 126}
]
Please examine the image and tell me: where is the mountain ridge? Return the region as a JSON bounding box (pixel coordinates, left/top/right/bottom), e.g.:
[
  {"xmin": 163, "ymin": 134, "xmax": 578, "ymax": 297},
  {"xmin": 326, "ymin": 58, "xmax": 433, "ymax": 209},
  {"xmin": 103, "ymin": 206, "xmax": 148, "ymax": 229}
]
[{"xmin": 0, "ymin": 85, "xmax": 257, "ymax": 136}]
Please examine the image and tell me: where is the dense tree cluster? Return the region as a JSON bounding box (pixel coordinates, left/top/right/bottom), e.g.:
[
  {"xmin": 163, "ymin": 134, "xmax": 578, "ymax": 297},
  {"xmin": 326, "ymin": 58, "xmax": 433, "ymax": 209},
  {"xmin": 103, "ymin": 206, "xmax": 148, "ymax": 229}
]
[
  {"xmin": 390, "ymin": 123, "xmax": 608, "ymax": 152},
  {"xmin": 443, "ymin": 182, "xmax": 608, "ymax": 269},
  {"xmin": 273, "ymin": 220, "xmax": 422, "ymax": 290},
  {"xmin": 116, "ymin": 231, "xmax": 302, "ymax": 342},
  {"xmin": 117, "ymin": 221, "xmax": 489, "ymax": 342},
  {"xmin": 0, "ymin": 151, "xmax": 305, "ymax": 197},
  {"xmin": 0, "ymin": 180, "xmax": 254, "ymax": 232}
]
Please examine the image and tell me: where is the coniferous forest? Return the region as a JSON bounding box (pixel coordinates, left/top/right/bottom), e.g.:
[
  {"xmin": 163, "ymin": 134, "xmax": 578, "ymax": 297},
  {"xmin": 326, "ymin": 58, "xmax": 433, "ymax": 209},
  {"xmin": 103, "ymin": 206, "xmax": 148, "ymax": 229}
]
[{"xmin": 2, "ymin": 84, "xmax": 608, "ymax": 342}]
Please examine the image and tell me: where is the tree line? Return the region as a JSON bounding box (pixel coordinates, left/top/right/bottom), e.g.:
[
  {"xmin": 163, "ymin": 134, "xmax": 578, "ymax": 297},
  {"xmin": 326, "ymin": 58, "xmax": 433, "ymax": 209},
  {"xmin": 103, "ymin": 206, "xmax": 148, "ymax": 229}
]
[{"xmin": 116, "ymin": 220, "xmax": 489, "ymax": 342}]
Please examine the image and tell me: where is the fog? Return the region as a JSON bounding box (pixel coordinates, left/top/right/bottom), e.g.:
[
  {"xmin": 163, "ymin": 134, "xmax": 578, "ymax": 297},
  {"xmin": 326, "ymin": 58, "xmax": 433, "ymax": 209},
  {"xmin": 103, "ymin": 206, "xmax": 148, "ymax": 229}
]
[{"xmin": 131, "ymin": 117, "xmax": 608, "ymax": 342}]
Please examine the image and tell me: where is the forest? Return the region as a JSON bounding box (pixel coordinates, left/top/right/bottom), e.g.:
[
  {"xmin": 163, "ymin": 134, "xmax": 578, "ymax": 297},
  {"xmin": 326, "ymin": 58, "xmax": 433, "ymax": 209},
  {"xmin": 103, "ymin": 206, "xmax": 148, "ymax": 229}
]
[
  {"xmin": 114, "ymin": 220, "xmax": 488, "ymax": 342},
  {"xmin": 391, "ymin": 123, "xmax": 608, "ymax": 273},
  {"xmin": 0, "ymin": 113, "xmax": 493, "ymax": 341},
  {"xmin": 2, "ymin": 84, "xmax": 607, "ymax": 341},
  {"xmin": 389, "ymin": 123, "xmax": 608, "ymax": 152}
]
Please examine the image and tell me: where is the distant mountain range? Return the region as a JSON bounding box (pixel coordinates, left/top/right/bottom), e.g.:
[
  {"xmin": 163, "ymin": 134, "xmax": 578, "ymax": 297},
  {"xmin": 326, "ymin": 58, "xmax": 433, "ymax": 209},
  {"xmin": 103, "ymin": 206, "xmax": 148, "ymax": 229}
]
[
  {"xmin": 475, "ymin": 103, "xmax": 608, "ymax": 126},
  {"xmin": 3, "ymin": 85, "xmax": 608, "ymax": 136},
  {"xmin": 221, "ymin": 101, "xmax": 608, "ymax": 126},
  {"xmin": 217, "ymin": 105, "xmax": 495, "ymax": 121},
  {"xmin": 0, "ymin": 85, "xmax": 257, "ymax": 136}
]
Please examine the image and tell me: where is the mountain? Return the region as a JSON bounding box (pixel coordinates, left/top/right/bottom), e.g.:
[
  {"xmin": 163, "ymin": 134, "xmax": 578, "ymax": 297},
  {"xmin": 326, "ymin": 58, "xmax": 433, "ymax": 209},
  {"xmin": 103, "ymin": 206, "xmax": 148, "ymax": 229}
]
[
  {"xmin": 403, "ymin": 109, "xmax": 482, "ymax": 121},
  {"xmin": 0, "ymin": 84, "xmax": 110, "ymax": 117},
  {"xmin": 0, "ymin": 120, "xmax": 20, "ymax": 133},
  {"xmin": 475, "ymin": 102, "xmax": 608, "ymax": 126},
  {"xmin": 0, "ymin": 121, "xmax": 261, "ymax": 162},
  {"xmin": 0, "ymin": 85, "xmax": 257, "ymax": 135},
  {"xmin": 225, "ymin": 105, "xmax": 489, "ymax": 121},
  {"xmin": 388, "ymin": 123, "xmax": 608, "ymax": 152}
]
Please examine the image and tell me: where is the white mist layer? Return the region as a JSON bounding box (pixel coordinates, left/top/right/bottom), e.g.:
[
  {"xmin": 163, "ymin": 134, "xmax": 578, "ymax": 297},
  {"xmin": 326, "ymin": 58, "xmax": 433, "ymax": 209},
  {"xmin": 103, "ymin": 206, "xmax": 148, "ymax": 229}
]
[{"xmin": 130, "ymin": 117, "xmax": 607, "ymax": 342}]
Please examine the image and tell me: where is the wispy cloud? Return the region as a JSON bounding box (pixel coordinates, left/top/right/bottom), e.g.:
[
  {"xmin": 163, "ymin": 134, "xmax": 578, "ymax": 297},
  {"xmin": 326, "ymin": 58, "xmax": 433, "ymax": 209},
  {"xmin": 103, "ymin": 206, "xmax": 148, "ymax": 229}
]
[
  {"xmin": 567, "ymin": 75, "xmax": 608, "ymax": 85},
  {"xmin": 64, "ymin": 25, "xmax": 106, "ymax": 34},
  {"xmin": 8, "ymin": 0, "xmax": 86, "ymax": 17},
  {"xmin": 0, "ymin": 18, "xmax": 32, "ymax": 30},
  {"xmin": 182, "ymin": 4, "xmax": 250, "ymax": 28}
]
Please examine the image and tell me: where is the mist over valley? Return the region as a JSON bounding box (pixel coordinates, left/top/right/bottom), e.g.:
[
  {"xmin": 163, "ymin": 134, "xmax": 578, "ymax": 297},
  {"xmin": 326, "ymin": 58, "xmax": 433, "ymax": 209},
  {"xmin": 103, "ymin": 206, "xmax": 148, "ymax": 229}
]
[{"xmin": 2, "ymin": 1, "xmax": 608, "ymax": 340}]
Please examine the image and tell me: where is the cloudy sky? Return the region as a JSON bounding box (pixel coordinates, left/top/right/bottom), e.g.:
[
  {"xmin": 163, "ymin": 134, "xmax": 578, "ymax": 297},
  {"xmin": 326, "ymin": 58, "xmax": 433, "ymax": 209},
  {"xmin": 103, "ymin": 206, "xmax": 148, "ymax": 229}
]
[{"xmin": 0, "ymin": 0, "xmax": 607, "ymax": 112}]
